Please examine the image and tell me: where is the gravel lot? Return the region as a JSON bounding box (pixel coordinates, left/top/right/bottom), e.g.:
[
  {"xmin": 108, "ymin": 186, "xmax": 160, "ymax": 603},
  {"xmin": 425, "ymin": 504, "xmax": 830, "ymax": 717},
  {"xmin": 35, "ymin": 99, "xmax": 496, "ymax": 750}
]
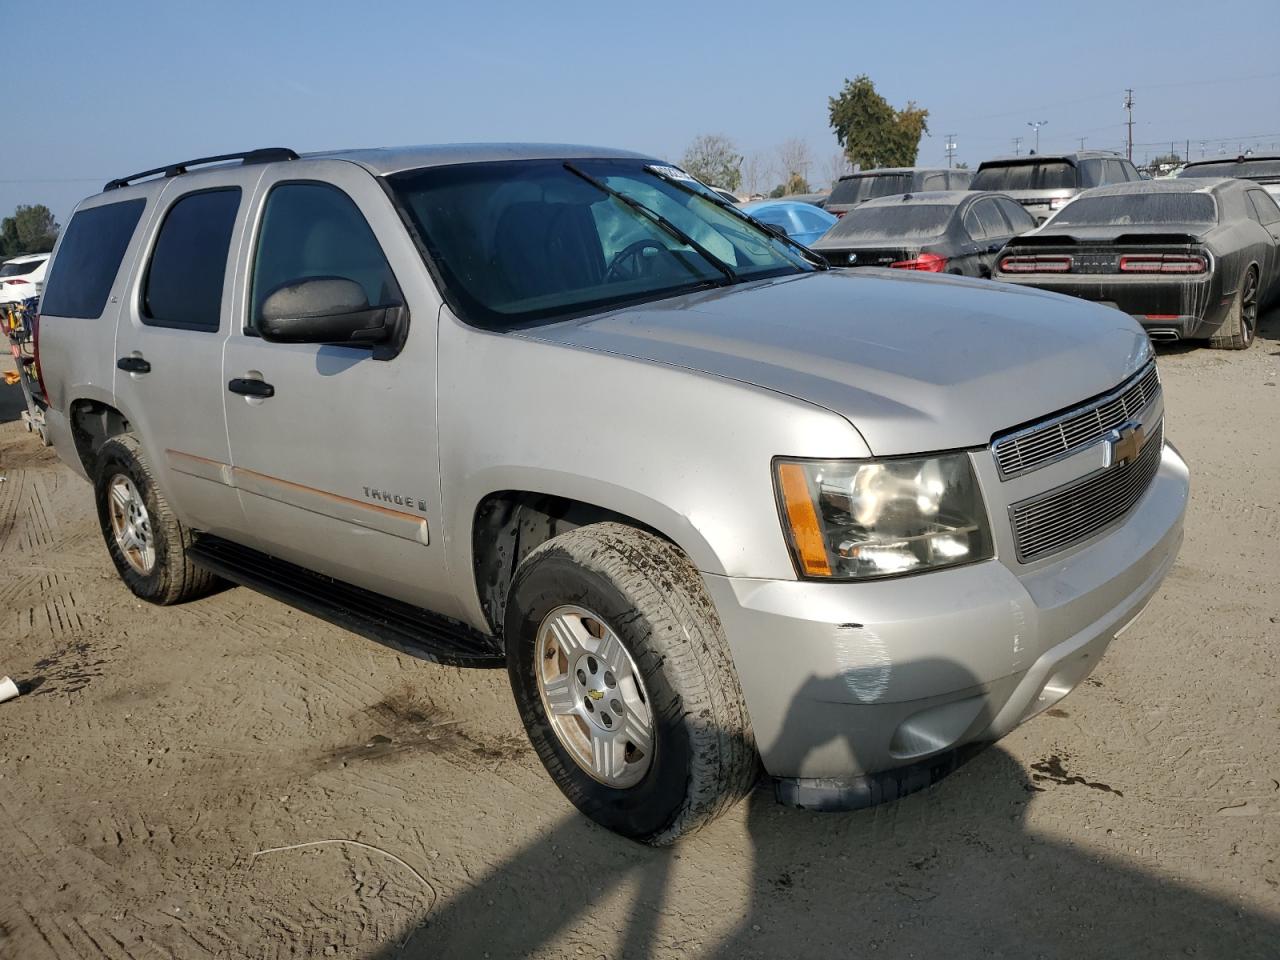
[{"xmin": 1, "ymin": 312, "xmax": 1277, "ymax": 960}]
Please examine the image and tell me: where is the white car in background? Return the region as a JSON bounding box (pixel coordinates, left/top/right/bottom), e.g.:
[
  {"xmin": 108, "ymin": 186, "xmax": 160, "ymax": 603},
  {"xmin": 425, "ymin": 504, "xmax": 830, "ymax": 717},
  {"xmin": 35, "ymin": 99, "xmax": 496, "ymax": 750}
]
[{"xmin": 0, "ymin": 253, "xmax": 50, "ymax": 304}]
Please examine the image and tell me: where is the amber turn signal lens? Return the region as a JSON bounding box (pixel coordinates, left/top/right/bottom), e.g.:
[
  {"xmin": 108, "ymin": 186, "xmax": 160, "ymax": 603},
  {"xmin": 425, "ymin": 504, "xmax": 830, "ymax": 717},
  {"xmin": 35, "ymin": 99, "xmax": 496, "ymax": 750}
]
[{"xmin": 776, "ymin": 462, "xmax": 832, "ymax": 577}]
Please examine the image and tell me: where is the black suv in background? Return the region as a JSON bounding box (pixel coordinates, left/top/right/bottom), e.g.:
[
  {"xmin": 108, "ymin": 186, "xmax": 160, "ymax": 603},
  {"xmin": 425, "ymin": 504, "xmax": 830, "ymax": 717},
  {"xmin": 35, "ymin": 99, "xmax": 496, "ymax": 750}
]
[
  {"xmin": 971, "ymin": 152, "xmax": 1141, "ymax": 224},
  {"xmin": 825, "ymin": 167, "xmax": 972, "ymax": 217}
]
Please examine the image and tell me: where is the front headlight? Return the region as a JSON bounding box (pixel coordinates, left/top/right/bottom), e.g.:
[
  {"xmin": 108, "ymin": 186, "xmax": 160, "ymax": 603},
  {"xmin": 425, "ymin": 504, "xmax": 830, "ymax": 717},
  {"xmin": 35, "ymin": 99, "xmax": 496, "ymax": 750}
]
[{"xmin": 774, "ymin": 454, "xmax": 993, "ymax": 580}]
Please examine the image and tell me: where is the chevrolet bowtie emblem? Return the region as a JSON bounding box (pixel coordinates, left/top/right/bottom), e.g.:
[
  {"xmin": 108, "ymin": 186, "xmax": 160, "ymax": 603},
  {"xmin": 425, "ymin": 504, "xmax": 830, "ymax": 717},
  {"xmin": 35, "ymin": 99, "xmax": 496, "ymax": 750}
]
[
  {"xmin": 1106, "ymin": 421, "xmax": 1145, "ymax": 467},
  {"xmin": 587, "ymin": 689, "xmax": 605, "ymax": 701}
]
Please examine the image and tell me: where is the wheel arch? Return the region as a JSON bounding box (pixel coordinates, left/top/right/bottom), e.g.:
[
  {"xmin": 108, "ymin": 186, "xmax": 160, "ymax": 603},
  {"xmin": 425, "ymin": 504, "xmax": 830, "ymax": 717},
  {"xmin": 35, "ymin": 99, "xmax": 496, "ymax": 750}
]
[{"xmin": 466, "ymin": 481, "xmax": 717, "ymax": 638}]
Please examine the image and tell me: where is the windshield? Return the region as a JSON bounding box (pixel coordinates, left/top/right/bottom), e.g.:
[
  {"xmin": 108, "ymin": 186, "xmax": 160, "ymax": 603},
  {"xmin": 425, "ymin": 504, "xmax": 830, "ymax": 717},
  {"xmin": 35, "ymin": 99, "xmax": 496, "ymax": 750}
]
[
  {"xmin": 971, "ymin": 161, "xmax": 1077, "ymax": 191},
  {"xmin": 388, "ymin": 158, "xmax": 812, "ymax": 329},
  {"xmin": 821, "ymin": 203, "xmax": 953, "ymax": 241},
  {"xmin": 827, "ymin": 174, "xmax": 911, "ymax": 205},
  {"xmin": 0, "ymin": 259, "xmax": 42, "ymax": 278},
  {"xmin": 1051, "ymin": 193, "xmax": 1217, "ymax": 227}
]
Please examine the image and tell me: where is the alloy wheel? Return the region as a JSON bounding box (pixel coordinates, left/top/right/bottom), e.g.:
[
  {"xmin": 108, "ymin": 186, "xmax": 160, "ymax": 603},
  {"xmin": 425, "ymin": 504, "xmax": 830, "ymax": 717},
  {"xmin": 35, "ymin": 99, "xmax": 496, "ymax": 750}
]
[
  {"xmin": 534, "ymin": 604, "xmax": 654, "ymax": 788},
  {"xmin": 107, "ymin": 474, "xmax": 156, "ymax": 574}
]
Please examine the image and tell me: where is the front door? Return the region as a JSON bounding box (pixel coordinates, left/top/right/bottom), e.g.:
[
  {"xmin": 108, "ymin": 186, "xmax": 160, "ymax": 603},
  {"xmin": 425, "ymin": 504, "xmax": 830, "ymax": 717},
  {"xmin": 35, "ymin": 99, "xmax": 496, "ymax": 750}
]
[
  {"xmin": 112, "ymin": 172, "xmax": 255, "ymax": 538},
  {"xmin": 220, "ymin": 160, "xmax": 457, "ymax": 617}
]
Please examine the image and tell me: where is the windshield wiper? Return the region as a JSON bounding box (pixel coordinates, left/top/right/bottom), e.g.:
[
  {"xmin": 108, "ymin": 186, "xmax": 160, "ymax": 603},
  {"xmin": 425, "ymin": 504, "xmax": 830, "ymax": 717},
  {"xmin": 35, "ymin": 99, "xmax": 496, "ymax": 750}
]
[
  {"xmin": 644, "ymin": 166, "xmax": 831, "ymax": 271},
  {"xmin": 563, "ymin": 162, "xmax": 737, "ymax": 285}
]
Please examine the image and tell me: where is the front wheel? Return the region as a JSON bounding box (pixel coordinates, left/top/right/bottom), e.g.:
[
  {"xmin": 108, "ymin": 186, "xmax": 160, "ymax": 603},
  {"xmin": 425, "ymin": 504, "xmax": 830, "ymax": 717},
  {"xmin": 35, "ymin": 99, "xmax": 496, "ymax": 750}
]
[{"xmin": 505, "ymin": 523, "xmax": 757, "ymax": 844}]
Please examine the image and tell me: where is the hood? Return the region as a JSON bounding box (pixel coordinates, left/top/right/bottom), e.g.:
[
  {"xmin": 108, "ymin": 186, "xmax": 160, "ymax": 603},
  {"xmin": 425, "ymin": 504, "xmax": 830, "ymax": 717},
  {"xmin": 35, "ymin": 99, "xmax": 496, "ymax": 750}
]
[{"xmin": 521, "ymin": 270, "xmax": 1151, "ymax": 455}]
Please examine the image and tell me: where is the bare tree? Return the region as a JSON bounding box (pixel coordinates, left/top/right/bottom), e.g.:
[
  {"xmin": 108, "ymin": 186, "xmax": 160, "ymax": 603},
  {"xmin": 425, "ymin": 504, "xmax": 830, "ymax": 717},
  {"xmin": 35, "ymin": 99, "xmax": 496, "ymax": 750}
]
[
  {"xmin": 740, "ymin": 152, "xmax": 769, "ymax": 196},
  {"xmin": 774, "ymin": 138, "xmax": 813, "ymax": 188},
  {"xmin": 822, "ymin": 153, "xmax": 851, "ymax": 188},
  {"xmin": 681, "ymin": 134, "xmax": 743, "ymax": 191}
]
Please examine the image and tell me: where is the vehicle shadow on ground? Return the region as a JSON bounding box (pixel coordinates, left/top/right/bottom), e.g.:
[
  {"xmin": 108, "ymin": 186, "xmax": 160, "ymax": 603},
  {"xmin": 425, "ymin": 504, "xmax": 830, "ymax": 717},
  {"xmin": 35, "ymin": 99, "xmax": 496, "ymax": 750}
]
[{"xmin": 367, "ymin": 668, "xmax": 1280, "ymax": 959}]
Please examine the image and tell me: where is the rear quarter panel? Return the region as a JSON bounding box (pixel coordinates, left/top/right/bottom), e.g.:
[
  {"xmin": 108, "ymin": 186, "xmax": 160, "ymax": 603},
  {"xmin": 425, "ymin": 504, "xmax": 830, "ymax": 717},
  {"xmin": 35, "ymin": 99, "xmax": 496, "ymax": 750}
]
[{"xmin": 39, "ymin": 186, "xmax": 158, "ymax": 480}]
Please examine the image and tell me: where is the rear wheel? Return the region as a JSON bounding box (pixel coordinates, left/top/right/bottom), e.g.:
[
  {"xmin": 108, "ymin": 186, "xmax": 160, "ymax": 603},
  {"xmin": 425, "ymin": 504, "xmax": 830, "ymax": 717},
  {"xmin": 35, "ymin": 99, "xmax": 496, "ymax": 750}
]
[
  {"xmin": 505, "ymin": 523, "xmax": 757, "ymax": 844},
  {"xmin": 93, "ymin": 435, "xmax": 219, "ymax": 605},
  {"xmin": 1208, "ymin": 266, "xmax": 1258, "ymax": 350}
]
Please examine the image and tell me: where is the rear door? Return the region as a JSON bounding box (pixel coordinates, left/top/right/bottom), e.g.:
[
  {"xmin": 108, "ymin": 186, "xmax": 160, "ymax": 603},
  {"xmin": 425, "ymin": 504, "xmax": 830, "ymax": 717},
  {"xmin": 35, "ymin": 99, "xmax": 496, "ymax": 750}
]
[
  {"xmin": 961, "ymin": 199, "xmax": 1010, "ymax": 276},
  {"xmin": 220, "ymin": 160, "xmax": 456, "ymax": 616},
  {"xmin": 111, "ymin": 172, "xmax": 255, "ymax": 537},
  {"xmin": 1245, "ymin": 189, "xmax": 1280, "ymax": 297}
]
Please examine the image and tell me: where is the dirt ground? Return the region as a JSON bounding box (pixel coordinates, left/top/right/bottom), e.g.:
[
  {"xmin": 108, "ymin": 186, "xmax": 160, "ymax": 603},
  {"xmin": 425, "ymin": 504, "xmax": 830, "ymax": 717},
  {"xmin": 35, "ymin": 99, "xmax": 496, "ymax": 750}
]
[{"xmin": 1, "ymin": 312, "xmax": 1278, "ymax": 960}]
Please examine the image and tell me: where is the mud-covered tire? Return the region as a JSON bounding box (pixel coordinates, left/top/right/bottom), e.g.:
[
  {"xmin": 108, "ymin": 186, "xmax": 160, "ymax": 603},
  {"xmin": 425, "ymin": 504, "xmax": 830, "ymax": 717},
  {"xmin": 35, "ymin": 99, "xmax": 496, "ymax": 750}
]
[
  {"xmin": 1208, "ymin": 266, "xmax": 1258, "ymax": 350},
  {"xmin": 505, "ymin": 522, "xmax": 758, "ymax": 844},
  {"xmin": 93, "ymin": 434, "xmax": 219, "ymax": 605}
]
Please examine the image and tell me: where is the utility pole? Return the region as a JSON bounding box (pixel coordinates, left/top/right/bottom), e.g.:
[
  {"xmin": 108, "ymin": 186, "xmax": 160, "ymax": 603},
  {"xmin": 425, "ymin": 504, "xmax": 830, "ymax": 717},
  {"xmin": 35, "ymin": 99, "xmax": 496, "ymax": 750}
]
[
  {"xmin": 1012, "ymin": 136, "xmax": 1023, "ymax": 156},
  {"xmin": 1027, "ymin": 120, "xmax": 1048, "ymax": 154},
  {"xmin": 945, "ymin": 134, "xmax": 957, "ymax": 168},
  {"xmin": 1078, "ymin": 137, "xmax": 1087, "ymax": 151},
  {"xmin": 1124, "ymin": 89, "xmax": 1134, "ymax": 162}
]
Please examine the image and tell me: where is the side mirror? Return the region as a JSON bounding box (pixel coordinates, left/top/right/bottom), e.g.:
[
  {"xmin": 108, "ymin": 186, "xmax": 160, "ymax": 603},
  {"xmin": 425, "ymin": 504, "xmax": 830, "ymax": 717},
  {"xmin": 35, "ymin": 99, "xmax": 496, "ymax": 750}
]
[{"xmin": 258, "ymin": 277, "xmax": 406, "ymax": 354}]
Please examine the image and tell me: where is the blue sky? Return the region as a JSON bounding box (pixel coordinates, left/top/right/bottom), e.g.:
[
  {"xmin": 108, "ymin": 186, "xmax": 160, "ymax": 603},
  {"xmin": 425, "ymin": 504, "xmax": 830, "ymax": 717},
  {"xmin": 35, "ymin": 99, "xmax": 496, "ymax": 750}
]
[{"xmin": 5, "ymin": 0, "xmax": 1279, "ymax": 226}]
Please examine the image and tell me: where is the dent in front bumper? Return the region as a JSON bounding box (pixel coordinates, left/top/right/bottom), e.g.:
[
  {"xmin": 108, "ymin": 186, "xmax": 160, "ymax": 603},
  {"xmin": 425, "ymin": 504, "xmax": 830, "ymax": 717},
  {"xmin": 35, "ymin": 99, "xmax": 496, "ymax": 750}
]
[{"xmin": 703, "ymin": 443, "xmax": 1189, "ymax": 783}]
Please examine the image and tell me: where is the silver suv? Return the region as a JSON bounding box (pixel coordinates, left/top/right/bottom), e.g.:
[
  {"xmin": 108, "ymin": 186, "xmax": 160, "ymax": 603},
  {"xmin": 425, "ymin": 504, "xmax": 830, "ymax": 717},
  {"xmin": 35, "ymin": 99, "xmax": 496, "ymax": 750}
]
[
  {"xmin": 970, "ymin": 152, "xmax": 1142, "ymax": 224},
  {"xmin": 36, "ymin": 144, "xmax": 1188, "ymax": 843}
]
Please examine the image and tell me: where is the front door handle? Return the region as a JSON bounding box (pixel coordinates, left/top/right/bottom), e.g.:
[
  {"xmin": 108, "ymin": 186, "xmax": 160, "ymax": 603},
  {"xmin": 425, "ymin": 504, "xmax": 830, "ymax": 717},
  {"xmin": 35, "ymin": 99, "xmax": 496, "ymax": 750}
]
[
  {"xmin": 117, "ymin": 356, "xmax": 151, "ymax": 374},
  {"xmin": 228, "ymin": 377, "xmax": 275, "ymax": 399}
]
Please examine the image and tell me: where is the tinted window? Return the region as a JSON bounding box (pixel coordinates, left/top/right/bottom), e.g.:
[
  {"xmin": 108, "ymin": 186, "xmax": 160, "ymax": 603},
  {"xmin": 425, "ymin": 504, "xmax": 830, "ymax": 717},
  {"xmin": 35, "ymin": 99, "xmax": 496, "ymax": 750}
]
[
  {"xmin": 827, "ymin": 174, "xmax": 912, "ymax": 205},
  {"xmin": 971, "ymin": 161, "xmax": 1077, "ymax": 191},
  {"xmin": 825, "ymin": 203, "xmax": 954, "ymax": 241},
  {"xmin": 1248, "ymin": 191, "xmax": 1280, "ymax": 225},
  {"xmin": 0, "ymin": 258, "xmax": 44, "ymax": 278},
  {"xmin": 996, "ymin": 198, "xmax": 1037, "ymax": 233},
  {"xmin": 251, "ymin": 182, "xmax": 400, "ymax": 326},
  {"xmin": 948, "ymin": 171, "xmax": 972, "ymax": 189},
  {"xmin": 143, "ymin": 189, "xmax": 240, "ymax": 331},
  {"xmin": 40, "ymin": 199, "xmax": 144, "ymax": 318},
  {"xmin": 921, "ymin": 173, "xmax": 948, "ymax": 190},
  {"xmin": 972, "ymin": 201, "xmax": 1008, "ymax": 238},
  {"xmin": 1049, "ymin": 193, "xmax": 1217, "ymax": 227}
]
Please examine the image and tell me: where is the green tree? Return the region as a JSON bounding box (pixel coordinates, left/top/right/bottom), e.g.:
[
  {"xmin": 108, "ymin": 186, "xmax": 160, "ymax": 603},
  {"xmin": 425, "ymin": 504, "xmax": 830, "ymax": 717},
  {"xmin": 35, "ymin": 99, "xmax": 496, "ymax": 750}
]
[
  {"xmin": 828, "ymin": 75, "xmax": 929, "ymax": 169},
  {"xmin": 1, "ymin": 204, "xmax": 60, "ymax": 256},
  {"xmin": 681, "ymin": 134, "xmax": 743, "ymax": 191},
  {"xmin": 954, "ymin": 160, "xmax": 970, "ymax": 170}
]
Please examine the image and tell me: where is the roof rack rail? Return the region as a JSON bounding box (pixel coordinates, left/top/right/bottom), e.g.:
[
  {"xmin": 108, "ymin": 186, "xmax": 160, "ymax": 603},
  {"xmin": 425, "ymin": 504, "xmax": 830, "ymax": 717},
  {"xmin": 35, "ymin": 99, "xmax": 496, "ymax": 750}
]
[{"xmin": 103, "ymin": 147, "xmax": 298, "ymax": 192}]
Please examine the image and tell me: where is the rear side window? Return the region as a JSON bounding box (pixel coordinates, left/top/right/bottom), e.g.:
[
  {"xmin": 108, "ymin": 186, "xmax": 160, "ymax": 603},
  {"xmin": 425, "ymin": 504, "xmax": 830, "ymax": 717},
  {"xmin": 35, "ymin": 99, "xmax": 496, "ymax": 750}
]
[
  {"xmin": 948, "ymin": 171, "xmax": 972, "ymax": 190},
  {"xmin": 996, "ymin": 197, "xmax": 1037, "ymax": 233},
  {"xmin": 1247, "ymin": 190, "xmax": 1280, "ymax": 225},
  {"xmin": 250, "ymin": 182, "xmax": 399, "ymax": 327},
  {"xmin": 143, "ymin": 189, "xmax": 241, "ymax": 331},
  {"xmin": 40, "ymin": 199, "xmax": 145, "ymax": 318}
]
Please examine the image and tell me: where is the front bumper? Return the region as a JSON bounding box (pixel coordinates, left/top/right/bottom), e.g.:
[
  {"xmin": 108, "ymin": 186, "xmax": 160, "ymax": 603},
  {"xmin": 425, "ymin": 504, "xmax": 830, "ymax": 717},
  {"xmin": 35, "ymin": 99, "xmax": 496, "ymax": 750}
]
[{"xmin": 703, "ymin": 443, "xmax": 1188, "ymax": 794}]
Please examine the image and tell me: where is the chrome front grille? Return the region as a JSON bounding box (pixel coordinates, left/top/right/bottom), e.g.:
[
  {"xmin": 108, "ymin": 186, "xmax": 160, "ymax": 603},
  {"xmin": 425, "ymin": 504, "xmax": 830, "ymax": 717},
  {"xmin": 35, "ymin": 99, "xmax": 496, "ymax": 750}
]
[
  {"xmin": 992, "ymin": 362, "xmax": 1161, "ymax": 480},
  {"xmin": 1009, "ymin": 420, "xmax": 1163, "ymax": 562}
]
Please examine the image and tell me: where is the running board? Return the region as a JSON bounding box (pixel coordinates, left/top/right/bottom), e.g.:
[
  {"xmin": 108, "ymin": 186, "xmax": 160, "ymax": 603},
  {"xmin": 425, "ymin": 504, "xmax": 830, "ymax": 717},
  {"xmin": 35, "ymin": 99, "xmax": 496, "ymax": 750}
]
[{"xmin": 188, "ymin": 536, "xmax": 504, "ymax": 668}]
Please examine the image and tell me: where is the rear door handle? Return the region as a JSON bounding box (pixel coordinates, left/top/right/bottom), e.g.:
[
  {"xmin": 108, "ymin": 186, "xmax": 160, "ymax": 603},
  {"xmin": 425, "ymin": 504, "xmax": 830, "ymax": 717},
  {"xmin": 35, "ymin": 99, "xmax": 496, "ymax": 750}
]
[
  {"xmin": 228, "ymin": 377, "xmax": 275, "ymax": 399},
  {"xmin": 117, "ymin": 356, "xmax": 151, "ymax": 374}
]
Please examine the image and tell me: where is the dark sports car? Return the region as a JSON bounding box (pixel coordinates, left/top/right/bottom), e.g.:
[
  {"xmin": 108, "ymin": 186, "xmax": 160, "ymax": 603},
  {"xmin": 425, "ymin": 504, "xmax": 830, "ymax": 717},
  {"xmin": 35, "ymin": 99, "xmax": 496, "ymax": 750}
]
[
  {"xmin": 811, "ymin": 190, "xmax": 1037, "ymax": 277},
  {"xmin": 994, "ymin": 178, "xmax": 1280, "ymax": 349}
]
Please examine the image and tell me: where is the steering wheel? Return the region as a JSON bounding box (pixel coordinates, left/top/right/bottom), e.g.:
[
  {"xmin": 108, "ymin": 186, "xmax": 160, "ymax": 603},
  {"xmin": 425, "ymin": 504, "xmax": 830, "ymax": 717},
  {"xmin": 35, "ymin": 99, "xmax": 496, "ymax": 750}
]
[{"xmin": 606, "ymin": 239, "xmax": 669, "ymax": 282}]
